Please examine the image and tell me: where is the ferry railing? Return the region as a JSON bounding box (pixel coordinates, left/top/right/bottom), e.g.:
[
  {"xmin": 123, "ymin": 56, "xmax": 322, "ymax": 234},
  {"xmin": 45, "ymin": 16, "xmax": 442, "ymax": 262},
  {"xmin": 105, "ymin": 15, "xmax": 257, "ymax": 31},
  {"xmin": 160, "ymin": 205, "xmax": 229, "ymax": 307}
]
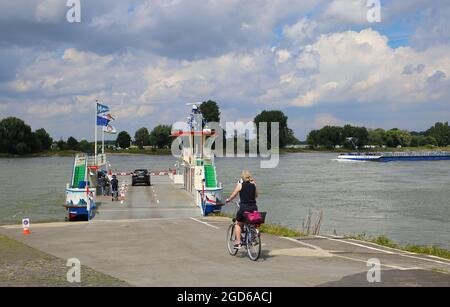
[
  {"xmin": 380, "ymin": 151, "xmax": 450, "ymax": 157},
  {"xmin": 87, "ymin": 154, "xmax": 107, "ymax": 167}
]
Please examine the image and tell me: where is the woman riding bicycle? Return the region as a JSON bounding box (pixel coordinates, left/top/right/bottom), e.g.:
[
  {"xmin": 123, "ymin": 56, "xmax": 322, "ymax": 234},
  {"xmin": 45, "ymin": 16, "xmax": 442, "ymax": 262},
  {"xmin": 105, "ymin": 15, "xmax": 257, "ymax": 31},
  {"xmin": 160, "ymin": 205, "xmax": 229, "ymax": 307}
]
[{"xmin": 226, "ymin": 170, "xmax": 258, "ymax": 248}]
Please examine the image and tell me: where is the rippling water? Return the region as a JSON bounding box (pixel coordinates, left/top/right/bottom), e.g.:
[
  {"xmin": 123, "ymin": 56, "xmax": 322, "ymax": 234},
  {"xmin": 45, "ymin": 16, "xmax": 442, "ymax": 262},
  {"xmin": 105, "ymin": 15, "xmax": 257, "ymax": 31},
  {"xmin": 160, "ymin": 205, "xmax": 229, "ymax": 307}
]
[{"xmin": 0, "ymin": 153, "xmax": 449, "ymax": 249}]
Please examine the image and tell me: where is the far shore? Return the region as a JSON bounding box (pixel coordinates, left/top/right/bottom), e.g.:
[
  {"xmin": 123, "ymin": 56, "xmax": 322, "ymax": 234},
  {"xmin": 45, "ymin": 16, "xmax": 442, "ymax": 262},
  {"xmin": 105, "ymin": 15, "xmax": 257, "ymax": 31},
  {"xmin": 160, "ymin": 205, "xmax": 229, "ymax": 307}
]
[{"xmin": 1, "ymin": 146, "xmax": 450, "ymax": 158}]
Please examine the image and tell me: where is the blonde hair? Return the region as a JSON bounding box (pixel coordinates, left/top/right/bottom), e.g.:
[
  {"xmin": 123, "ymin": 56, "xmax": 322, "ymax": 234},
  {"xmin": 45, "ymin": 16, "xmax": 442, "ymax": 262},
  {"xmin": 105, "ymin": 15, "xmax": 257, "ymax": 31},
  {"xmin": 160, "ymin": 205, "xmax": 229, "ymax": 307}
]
[{"xmin": 241, "ymin": 170, "xmax": 252, "ymax": 182}]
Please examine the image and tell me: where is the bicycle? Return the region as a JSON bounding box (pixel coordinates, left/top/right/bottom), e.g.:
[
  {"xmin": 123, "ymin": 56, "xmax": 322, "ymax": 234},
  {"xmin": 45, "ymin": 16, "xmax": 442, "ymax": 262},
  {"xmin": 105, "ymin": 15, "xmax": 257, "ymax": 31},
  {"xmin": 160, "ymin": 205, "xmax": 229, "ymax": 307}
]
[{"xmin": 225, "ymin": 201, "xmax": 265, "ymax": 261}]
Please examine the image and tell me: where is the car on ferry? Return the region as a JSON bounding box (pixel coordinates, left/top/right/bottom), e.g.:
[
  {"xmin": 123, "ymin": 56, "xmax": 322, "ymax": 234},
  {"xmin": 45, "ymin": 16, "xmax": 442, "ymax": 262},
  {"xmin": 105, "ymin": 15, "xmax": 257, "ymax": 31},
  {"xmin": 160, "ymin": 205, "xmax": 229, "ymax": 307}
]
[{"xmin": 132, "ymin": 169, "xmax": 151, "ymax": 186}]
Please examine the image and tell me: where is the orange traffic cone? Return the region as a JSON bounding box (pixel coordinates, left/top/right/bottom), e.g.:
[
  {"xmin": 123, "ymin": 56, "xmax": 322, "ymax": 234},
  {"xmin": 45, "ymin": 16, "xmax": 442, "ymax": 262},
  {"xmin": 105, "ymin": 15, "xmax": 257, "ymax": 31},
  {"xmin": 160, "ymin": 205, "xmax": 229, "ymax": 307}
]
[{"xmin": 22, "ymin": 228, "xmax": 30, "ymax": 235}]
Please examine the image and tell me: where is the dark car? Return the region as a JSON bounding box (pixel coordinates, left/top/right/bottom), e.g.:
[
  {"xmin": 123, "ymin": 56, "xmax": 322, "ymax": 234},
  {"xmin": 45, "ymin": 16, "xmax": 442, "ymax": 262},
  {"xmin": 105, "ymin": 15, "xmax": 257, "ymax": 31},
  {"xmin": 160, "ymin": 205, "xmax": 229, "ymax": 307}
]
[{"xmin": 132, "ymin": 169, "xmax": 151, "ymax": 186}]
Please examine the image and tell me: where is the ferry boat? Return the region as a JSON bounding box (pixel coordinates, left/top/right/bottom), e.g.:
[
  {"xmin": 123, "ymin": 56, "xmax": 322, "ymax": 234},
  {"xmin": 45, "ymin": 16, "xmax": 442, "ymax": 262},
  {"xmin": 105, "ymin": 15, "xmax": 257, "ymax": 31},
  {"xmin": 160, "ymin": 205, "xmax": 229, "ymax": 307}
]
[
  {"xmin": 337, "ymin": 151, "xmax": 450, "ymax": 162},
  {"xmin": 64, "ymin": 102, "xmax": 114, "ymax": 221},
  {"xmin": 171, "ymin": 103, "xmax": 224, "ymax": 216},
  {"xmin": 64, "ymin": 153, "xmax": 107, "ymax": 221}
]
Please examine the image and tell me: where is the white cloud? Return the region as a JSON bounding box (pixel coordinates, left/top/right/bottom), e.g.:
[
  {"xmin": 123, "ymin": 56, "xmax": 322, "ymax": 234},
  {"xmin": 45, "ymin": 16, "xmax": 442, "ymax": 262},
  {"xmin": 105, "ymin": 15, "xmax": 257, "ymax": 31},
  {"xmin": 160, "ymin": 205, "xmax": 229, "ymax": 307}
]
[
  {"xmin": 322, "ymin": 0, "xmax": 369, "ymax": 25},
  {"xmin": 286, "ymin": 29, "xmax": 450, "ymax": 107},
  {"xmin": 314, "ymin": 114, "xmax": 343, "ymax": 127}
]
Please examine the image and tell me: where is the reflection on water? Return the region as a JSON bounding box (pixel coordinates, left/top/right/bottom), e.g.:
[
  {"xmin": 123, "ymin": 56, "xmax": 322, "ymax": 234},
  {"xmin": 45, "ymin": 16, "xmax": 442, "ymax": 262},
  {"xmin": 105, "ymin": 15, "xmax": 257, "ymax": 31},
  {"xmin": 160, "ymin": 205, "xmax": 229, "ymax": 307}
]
[{"xmin": 0, "ymin": 153, "xmax": 449, "ymax": 248}]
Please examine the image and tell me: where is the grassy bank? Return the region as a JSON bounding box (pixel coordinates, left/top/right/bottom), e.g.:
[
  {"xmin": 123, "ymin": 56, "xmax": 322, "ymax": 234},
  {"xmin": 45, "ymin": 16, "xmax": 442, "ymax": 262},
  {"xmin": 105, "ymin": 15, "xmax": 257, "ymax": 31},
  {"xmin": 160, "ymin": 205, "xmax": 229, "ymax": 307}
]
[
  {"xmin": 106, "ymin": 148, "xmax": 172, "ymax": 156},
  {"xmin": 0, "ymin": 148, "xmax": 172, "ymax": 158},
  {"xmin": 0, "ymin": 235, "xmax": 130, "ymax": 287},
  {"xmin": 210, "ymin": 213, "xmax": 306, "ymax": 237},
  {"xmin": 346, "ymin": 234, "xmax": 450, "ymax": 260},
  {"xmin": 0, "ymin": 150, "xmax": 81, "ymax": 158}
]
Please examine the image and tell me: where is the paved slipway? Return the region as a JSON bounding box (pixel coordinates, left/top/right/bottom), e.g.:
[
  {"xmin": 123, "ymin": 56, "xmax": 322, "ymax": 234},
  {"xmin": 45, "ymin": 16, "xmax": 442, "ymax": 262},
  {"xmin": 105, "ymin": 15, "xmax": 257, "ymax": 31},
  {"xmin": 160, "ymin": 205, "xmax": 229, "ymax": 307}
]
[{"xmin": 1, "ymin": 176, "xmax": 449, "ymax": 287}]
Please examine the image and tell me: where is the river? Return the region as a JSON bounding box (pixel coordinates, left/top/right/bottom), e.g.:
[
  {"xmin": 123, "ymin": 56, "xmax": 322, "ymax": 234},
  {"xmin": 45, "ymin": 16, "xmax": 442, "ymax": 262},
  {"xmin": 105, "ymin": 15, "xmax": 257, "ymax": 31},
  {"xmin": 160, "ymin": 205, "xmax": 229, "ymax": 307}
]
[{"xmin": 0, "ymin": 153, "xmax": 449, "ymax": 249}]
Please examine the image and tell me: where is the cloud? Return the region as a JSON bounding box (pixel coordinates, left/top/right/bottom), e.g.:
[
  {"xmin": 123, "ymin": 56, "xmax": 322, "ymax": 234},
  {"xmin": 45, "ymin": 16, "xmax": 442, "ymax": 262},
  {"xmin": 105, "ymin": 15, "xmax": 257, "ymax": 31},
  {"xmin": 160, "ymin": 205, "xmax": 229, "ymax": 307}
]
[
  {"xmin": 313, "ymin": 114, "xmax": 343, "ymax": 127},
  {"xmin": 412, "ymin": 4, "xmax": 450, "ymax": 49},
  {"xmin": 322, "ymin": 0, "xmax": 370, "ymax": 25},
  {"xmin": 1, "ymin": 0, "xmax": 450, "ymax": 140},
  {"xmin": 0, "ymin": 0, "xmax": 322, "ymax": 59},
  {"xmin": 283, "ymin": 29, "xmax": 450, "ymax": 107}
]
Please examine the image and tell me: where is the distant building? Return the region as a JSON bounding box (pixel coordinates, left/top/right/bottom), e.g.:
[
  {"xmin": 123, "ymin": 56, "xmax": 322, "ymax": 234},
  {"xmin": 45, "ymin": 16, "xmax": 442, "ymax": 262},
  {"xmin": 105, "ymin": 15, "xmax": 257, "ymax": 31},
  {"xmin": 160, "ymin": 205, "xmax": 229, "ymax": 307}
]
[{"xmin": 285, "ymin": 144, "xmax": 310, "ymax": 149}]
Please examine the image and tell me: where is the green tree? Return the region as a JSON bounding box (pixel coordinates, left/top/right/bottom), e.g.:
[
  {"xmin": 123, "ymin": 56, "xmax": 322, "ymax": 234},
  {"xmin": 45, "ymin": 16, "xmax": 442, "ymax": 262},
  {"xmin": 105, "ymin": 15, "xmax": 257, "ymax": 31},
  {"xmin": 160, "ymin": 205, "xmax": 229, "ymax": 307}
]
[
  {"xmin": 426, "ymin": 122, "xmax": 450, "ymax": 147},
  {"xmin": 57, "ymin": 139, "xmax": 67, "ymax": 151},
  {"xmin": 385, "ymin": 129, "xmax": 412, "ymax": 147},
  {"xmin": 149, "ymin": 125, "xmax": 172, "ymax": 149},
  {"xmin": 35, "ymin": 128, "xmax": 53, "ymax": 151},
  {"xmin": 342, "ymin": 125, "xmax": 369, "ymax": 148},
  {"xmin": 306, "ymin": 130, "xmax": 319, "ymax": 147},
  {"xmin": 286, "ymin": 128, "xmax": 301, "ymax": 145},
  {"xmin": 368, "ymin": 128, "xmax": 386, "ymax": 146},
  {"xmin": 28, "ymin": 132, "xmax": 43, "ymax": 153},
  {"xmin": 199, "ymin": 100, "xmax": 221, "ymax": 123},
  {"xmin": 134, "ymin": 127, "xmax": 150, "ymax": 148},
  {"xmin": 66, "ymin": 137, "xmax": 79, "ymax": 150},
  {"xmin": 79, "ymin": 140, "xmax": 93, "ymax": 153},
  {"xmin": 410, "ymin": 135, "xmax": 437, "ymax": 147},
  {"xmin": 316, "ymin": 126, "xmax": 344, "ymax": 149},
  {"xmin": 0, "ymin": 117, "xmax": 33, "ymax": 154},
  {"xmin": 254, "ymin": 110, "xmax": 292, "ymax": 148},
  {"xmin": 116, "ymin": 131, "xmax": 131, "ymax": 149}
]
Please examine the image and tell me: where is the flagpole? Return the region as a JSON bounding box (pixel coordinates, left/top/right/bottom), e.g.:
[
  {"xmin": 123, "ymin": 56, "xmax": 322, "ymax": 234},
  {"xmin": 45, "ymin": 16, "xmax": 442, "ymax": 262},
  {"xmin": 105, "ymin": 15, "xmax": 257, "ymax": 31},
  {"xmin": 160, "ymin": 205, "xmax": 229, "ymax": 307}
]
[
  {"xmin": 95, "ymin": 100, "xmax": 98, "ymax": 165},
  {"xmin": 102, "ymin": 127, "xmax": 105, "ymax": 155}
]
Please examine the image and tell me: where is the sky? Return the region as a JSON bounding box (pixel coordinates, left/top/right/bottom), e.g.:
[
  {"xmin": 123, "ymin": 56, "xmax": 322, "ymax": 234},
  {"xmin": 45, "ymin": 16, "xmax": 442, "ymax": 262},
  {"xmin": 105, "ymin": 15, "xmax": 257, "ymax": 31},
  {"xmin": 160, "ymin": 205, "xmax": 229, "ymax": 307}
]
[{"xmin": 0, "ymin": 0, "xmax": 449, "ymax": 141}]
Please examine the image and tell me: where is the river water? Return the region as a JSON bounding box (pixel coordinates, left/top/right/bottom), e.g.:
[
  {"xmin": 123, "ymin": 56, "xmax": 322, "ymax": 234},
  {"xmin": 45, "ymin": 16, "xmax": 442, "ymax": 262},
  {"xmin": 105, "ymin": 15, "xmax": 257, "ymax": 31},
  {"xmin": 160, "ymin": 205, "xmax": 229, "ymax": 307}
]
[{"xmin": 0, "ymin": 153, "xmax": 449, "ymax": 249}]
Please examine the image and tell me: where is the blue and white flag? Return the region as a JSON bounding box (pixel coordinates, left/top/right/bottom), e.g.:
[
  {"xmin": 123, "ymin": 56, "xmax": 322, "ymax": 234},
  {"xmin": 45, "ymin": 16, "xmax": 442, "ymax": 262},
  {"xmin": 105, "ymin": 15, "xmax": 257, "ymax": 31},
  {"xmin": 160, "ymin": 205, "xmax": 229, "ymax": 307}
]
[
  {"xmin": 97, "ymin": 103, "xmax": 110, "ymax": 114},
  {"xmin": 96, "ymin": 115, "xmax": 111, "ymax": 126}
]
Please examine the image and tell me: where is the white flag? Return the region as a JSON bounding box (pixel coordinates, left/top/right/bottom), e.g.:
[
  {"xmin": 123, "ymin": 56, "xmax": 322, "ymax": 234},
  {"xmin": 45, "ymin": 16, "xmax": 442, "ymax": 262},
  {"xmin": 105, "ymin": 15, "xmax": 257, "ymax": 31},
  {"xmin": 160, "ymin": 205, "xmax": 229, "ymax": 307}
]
[{"xmin": 103, "ymin": 124, "xmax": 117, "ymax": 134}]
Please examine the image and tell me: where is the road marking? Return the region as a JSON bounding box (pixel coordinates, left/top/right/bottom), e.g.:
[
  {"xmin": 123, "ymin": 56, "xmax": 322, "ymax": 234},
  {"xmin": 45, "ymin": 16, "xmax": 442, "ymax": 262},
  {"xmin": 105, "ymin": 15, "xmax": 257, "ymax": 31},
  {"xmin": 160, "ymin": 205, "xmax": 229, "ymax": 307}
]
[
  {"xmin": 315, "ymin": 235, "xmax": 396, "ymax": 254},
  {"xmin": 190, "ymin": 217, "xmax": 220, "ymax": 229},
  {"xmin": 342, "ymin": 238, "xmax": 450, "ymax": 266},
  {"xmin": 333, "ymin": 254, "xmax": 422, "ymax": 271},
  {"xmin": 284, "ymin": 237, "xmax": 421, "ymax": 271},
  {"xmin": 281, "ymin": 237, "xmax": 322, "ymax": 250},
  {"xmin": 401, "ymin": 254, "xmax": 450, "ymax": 267}
]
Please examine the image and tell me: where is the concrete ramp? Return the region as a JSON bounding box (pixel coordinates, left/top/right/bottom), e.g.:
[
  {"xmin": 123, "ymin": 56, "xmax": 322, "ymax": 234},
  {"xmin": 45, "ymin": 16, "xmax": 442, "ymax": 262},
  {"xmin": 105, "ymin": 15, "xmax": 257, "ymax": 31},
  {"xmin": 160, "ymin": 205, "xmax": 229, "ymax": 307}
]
[{"xmin": 95, "ymin": 176, "xmax": 200, "ymax": 221}]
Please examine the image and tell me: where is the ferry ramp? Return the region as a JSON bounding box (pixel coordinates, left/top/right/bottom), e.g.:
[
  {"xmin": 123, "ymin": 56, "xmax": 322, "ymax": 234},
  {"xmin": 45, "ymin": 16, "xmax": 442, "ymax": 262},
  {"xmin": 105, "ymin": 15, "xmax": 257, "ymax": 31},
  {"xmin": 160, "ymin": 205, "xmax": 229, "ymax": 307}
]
[{"xmin": 94, "ymin": 175, "xmax": 199, "ymax": 220}]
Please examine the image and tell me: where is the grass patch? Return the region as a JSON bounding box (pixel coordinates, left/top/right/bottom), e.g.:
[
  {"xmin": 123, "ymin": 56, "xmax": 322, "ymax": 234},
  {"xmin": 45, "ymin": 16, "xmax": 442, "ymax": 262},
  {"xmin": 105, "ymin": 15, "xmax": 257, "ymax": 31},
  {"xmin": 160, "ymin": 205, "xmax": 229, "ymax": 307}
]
[
  {"xmin": 209, "ymin": 214, "xmax": 306, "ymax": 237},
  {"xmin": 431, "ymin": 268, "xmax": 449, "ymax": 274},
  {"xmin": 346, "ymin": 233, "xmax": 450, "ymax": 260},
  {"xmin": 107, "ymin": 148, "xmax": 172, "ymax": 155},
  {"xmin": 259, "ymin": 224, "xmax": 306, "ymax": 237}
]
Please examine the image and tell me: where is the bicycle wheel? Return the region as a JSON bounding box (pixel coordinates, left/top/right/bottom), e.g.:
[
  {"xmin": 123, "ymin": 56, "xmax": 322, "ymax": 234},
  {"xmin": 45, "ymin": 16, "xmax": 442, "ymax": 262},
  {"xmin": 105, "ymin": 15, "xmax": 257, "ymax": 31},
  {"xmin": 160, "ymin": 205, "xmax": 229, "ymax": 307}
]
[
  {"xmin": 247, "ymin": 226, "xmax": 261, "ymax": 261},
  {"xmin": 227, "ymin": 223, "xmax": 239, "ymax": 256}
]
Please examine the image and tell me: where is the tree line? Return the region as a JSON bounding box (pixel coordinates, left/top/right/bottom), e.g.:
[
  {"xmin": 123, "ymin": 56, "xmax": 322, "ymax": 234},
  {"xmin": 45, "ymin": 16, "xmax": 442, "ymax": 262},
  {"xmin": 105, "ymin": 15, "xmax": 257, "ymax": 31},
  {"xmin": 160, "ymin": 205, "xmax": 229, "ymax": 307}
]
[
  {"xmin": 115, "ymin": 124, "xmax": 173, "ymax": 150},
  {"xmin": 307, "ymin": 122, "xmax": 450, "ymax": 149},
  {"xmin": 0, "ymin": 101, "xmax": 300, "ymax": 155}
]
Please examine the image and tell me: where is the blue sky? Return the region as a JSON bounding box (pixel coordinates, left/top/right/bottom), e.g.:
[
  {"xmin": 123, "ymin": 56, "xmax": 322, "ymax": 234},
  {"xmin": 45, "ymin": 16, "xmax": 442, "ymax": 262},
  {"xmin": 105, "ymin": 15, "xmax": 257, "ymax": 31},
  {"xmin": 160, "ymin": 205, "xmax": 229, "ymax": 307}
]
[{"xmin": 0, "ymin": 0, "xmax": 449, "ymax": 141}]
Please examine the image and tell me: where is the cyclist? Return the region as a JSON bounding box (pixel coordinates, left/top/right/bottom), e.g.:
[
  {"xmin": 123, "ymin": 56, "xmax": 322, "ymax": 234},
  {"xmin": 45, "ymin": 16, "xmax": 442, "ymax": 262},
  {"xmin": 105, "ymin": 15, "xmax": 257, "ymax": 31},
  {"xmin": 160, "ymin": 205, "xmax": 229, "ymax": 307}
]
[{"xmin": 226, "ymin": 170, "xmax": 258, "ymax": 248}]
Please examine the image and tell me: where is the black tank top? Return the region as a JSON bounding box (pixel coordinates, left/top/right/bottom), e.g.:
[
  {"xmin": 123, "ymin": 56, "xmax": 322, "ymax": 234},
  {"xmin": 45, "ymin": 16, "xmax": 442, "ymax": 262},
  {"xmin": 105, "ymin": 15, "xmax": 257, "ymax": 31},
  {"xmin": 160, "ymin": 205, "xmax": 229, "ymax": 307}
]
[{"xmin": 239, "ymin": 181, "xmax": 256, "ymax": 204}]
